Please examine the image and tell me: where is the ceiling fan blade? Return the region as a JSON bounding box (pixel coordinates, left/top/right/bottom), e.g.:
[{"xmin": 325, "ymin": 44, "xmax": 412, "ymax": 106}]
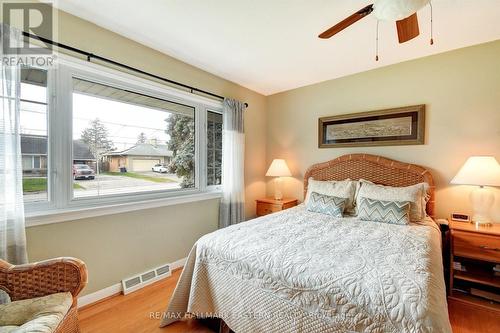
[
  {"xmin": 318, "ymin": 4, "xmax": 374, "ymax": 39},
  {"xmin": 396, "ymin": 13, "xmax": 419, "ymax": 43}
]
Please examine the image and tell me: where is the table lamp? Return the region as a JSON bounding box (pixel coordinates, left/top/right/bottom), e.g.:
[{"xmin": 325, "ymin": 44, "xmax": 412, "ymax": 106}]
[
  {"xmin": 266, "ymin": 159, "xmax": 291, "ymax": 200},
  {"xmin": 451, "ymin": 156, "xmax": 500, "ymax": 225}
]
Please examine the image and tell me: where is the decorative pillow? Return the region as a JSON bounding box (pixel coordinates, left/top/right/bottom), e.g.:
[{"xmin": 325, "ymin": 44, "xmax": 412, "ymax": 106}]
[
  {"xmin": 306, "ymin": 192, "xmax": 347, "ymax": 217},
  {"xmin": 305, "ymin": 178, "xmax": 357, "ymax": 214},
  {"xmin": 358, "ymin": 197, "xmax": 411, "ymax": 225},
  {"xmin": 356, "ymin": 180, "xmax": 428, "ymax": 222}
]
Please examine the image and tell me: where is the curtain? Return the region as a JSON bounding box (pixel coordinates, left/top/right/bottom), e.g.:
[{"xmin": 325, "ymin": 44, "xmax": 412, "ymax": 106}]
[
  {"xmin": 219, "ymin": 98, "xmax": 246, "ymax": 228},
  {"xmin": 0, "ymin": 24, "xmax": 28, "ymax": 265}
]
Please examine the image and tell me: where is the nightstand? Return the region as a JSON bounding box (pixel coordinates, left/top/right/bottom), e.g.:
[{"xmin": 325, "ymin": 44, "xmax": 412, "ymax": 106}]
[
  {"xmin": 448, "ymin": 220, "xmax": 500, "ymax": 312},
  {"xmin": 256, "ymin": 198, "xmax": 298, "ymax": 217}
]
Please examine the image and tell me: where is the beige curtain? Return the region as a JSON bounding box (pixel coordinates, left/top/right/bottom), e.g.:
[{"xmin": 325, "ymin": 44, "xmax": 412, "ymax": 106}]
[{"xmin": 219, "ymin": 98, "xmax": 246, "ymax": 228}]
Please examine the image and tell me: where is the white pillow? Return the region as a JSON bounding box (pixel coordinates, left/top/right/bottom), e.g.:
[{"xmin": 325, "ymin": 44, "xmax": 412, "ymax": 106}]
[
  {"xmin": 305, "ymin": 178, "xmax": 357, "ymax": 214},
  {"xmin": 356, "ymin": 180, "xmax": 428, "ymax": 222}
]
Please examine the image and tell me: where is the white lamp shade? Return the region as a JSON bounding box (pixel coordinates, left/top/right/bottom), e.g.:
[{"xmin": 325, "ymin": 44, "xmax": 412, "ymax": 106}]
[
  {"xmin": 451, "ymin": 156, "xmax": 500, "ymax": 187},
  {"xmin": 373, "ymin": 0, "xmax": 430, "ymax": 21},
  {"xmin": 266, "ymin": 159, "xmax": 291, "ymax": 177}
]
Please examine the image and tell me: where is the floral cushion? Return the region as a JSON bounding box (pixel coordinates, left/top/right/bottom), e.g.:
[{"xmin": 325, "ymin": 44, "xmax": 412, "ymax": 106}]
[{"xmin": 0, "ymin": 292, "xmax": 72, "ymax": 333}]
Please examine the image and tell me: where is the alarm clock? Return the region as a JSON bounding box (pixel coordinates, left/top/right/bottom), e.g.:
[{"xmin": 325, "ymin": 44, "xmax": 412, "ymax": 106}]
[{"xmin": 450, "ymin": 213, "xmax": 471, "ymax": 222}]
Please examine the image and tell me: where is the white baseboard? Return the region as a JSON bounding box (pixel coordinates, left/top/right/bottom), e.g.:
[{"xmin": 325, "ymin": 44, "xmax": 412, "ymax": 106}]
[
  {"xmin": 78, "ymin": 283, "xmax": 122, "ymax": 308},
  {"xmin": 77, "ymin": 257, "xmax": 187, "ymax": 308},
  {"xmin": 170, "ymin": 257, "xmax": 187, "ymax": 271}
]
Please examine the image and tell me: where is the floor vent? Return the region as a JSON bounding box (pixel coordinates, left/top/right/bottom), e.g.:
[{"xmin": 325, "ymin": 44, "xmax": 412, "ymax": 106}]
[{"xmin": 121, "ymin": 263, "xmax": 172, "ymax": 295}]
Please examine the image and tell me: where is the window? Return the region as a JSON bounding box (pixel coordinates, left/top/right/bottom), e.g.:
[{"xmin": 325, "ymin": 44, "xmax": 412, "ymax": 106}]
[
  {"xmin": 20, "ymin": 67, "xmax": 48, "ymax": 203},
  {"xmin": 72, "ymin": 77, "xmax": 195, "ymax": 198},
  {"xmin": 207, "ymin": 111, "xmax": 222, "ymax": 186},
  {"xmin": 33, "ymin": 156, "xmax": 41, "ymax": 169},
  {"xmin": 22, "ymin": 57, "xmax": 223, "ymax": 217},
  {"xmin": 22, "ymin": 156, "xmax": 32, "ymax": 170}
]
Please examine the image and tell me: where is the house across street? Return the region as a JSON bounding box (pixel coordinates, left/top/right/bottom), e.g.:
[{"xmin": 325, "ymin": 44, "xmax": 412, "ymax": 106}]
[
  {"xmin": 22, "ymin": 136, "xmax": 181, "ymax": 200},
  {"xmin": 105, "ymin": 142, "xmax": 173, "ymax": 172}
]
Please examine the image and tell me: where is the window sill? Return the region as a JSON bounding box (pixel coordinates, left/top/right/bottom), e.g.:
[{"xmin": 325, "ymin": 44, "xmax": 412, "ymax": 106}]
[{"xmin": 25, "ymin": 191, "xmax": 222, "ymax": 227}]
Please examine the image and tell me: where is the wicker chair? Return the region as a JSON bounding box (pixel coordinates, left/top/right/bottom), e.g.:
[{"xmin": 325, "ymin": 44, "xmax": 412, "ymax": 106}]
[{"xmin": 0, "ymin": 257, "xmax": 88, "ymax": 333}]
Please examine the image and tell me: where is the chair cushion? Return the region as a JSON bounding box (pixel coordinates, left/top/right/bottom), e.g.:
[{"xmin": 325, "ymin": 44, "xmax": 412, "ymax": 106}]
[{"xmin": 0, "ymin": 292, "xmax": 72, "ymax": 333}]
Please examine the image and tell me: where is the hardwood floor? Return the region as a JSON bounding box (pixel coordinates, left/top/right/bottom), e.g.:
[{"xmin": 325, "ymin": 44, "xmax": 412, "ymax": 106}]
[
  {"xmin": 79, "ymin": 270, "xmax": 214, "ymax": 333},
  {"xmin": 447, "ymin": 300, "xmax": 499, "ymax": 333},
  {"xmin": 79, "ymin": 269, "xmax": 500, "ymax": 333}
]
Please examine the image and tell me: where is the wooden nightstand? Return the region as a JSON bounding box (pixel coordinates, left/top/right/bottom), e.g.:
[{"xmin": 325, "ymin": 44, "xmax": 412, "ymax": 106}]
[
  {"xmin": 256, "ymin": 198, "xmax": 298, "ymax": 217},
  {"xmin": 448, "ymin": 220, "xmax": 500, "ymax": 312}
]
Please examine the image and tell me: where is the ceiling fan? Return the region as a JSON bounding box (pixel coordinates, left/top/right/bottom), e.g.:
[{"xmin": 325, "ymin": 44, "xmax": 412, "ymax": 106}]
[{"xmin": 319, "ymin": 0, "xmax": 432, "ymax": 44}]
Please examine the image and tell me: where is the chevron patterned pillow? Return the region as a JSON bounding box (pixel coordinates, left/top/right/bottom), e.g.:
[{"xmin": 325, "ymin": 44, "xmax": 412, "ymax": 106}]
[
  {"xmin": 306, "ymin": 192, "xmax": 347, "ymax": 217},
  {"xmin": 358, "ymin": 197, "xmax": 411, "ymax": 225}
]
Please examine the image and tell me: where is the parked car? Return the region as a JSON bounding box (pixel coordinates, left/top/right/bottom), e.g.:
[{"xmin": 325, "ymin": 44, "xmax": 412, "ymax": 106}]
[
  {"xmin": 152, "ymin": 163, "xmax": 168, "ymax": 173},
  {"xmin": 73, "ymin": 164, "xmax": 95, "ymax": 180}
]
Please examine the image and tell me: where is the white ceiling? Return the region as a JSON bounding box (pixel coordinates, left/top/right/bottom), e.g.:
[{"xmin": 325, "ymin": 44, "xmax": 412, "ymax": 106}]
[{"xmin": 55, "ymin": 0, "xmax": 500, "ymax": 95}]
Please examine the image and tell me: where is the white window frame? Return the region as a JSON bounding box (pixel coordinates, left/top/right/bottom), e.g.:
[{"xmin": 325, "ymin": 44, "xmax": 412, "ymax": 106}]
[
  {"xmin": 206, "ymin": 109, "xmax": 224, "ymax": 191},
  {"xmin": 25, "ymin": 54, "xmax": 223, "ymax": 226}
]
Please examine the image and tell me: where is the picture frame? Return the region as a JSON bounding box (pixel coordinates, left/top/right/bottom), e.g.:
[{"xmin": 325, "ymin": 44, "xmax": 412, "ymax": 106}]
[{"xmin": 318, "ymin": 105, "xmax": 425, "ymax": 148}]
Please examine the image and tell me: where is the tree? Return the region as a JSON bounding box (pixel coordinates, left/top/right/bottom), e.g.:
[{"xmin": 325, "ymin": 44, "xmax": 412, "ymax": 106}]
[
  {"xmin": 165, "ymin": 114, "xmax": 194, "ymax": 188},
  {"xmin": 81, "ymin": 118, "xmax": 114, "ymax": 173},
  {"xmin": 137, "ymin": 132, "xmax": 147, "ymax": 144}
]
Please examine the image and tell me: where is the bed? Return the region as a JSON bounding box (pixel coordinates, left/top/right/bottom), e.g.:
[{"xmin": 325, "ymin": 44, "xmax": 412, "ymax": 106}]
[{"xmin": 161, "ymin": 154, "xmax": 451, "ymax": 332}]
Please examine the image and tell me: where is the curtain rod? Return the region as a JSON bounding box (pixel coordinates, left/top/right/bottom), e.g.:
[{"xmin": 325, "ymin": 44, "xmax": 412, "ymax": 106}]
[{"xmin": 22, "ymin": 31, "xmax": 248, "ymax": 107}]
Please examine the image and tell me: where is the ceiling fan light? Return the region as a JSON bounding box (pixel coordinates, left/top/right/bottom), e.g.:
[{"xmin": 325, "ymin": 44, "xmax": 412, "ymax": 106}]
[{"xmin": 373, "ymin": 0, "xmax": 430, "ymax": 21}]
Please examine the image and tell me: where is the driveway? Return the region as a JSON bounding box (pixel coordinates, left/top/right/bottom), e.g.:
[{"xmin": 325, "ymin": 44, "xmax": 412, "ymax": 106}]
[
  {"xmin": 74, "ymin": 172, "xmax": 182, "ymax": 198},
  {"xmin": 139, "ymin": 171, "xmax": 182, "ymax": 182},
  {"xmin": 23, "ymin": 172, "xmax": 185, "ymax": 201}
]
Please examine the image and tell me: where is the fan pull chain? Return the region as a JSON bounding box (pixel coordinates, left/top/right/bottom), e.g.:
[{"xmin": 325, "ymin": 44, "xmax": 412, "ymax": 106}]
[
  {"xmin": 375, "ymin": 20, "xmax": 380, "ymax": 61},
  {"xmin": 429, "ymin": 1, "xmax": 434, "ymax": 45}
]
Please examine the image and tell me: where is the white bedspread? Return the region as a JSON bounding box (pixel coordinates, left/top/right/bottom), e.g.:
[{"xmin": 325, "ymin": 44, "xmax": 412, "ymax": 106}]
[{"xmin": 161, "ymin": 206, "xmax": 451, "ymax": 333}]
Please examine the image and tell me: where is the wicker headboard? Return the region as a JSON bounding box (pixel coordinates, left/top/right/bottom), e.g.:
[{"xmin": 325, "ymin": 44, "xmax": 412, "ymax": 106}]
[{"xmin": 303, "ymin": 154, "xmax": 435, "ymax": 218}]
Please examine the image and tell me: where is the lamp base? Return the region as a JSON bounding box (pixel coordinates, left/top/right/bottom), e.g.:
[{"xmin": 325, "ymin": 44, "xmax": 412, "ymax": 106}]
[
  {"xmin": 470, "ymin": 186, "xmax": 494, "ymax": 226},
  {"xmin": 273, "ymin": 177, "xmax": 283, "ymax": 201},
  {"xmin": 471, "ymin": 215, "xmax": 493, "ymax": 227},
  {"xmin": 471, "ymin": 221, "xmax": 493, "ymax": 227}
]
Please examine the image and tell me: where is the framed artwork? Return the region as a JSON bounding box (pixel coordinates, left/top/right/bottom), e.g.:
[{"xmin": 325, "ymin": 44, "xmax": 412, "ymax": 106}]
[{"xmin": 318, "ymin": 105, "xmax": 425, "ymax": 148}]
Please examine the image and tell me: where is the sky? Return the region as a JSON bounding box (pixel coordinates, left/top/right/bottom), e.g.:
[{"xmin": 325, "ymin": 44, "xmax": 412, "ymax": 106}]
[
  {"xmin": 20, "ymin": 83, "xmax": 47, "ymax": 136},
  {"xmin": 72, "ymin": 93, "xmax": 172, "ymax": 151},
  {"xmin": 20, "ymin": 82, "xmax": 188, "ymax": 152}
]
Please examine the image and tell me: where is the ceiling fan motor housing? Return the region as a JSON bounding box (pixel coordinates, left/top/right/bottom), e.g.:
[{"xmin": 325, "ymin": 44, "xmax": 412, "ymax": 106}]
[{"xmin": 373, "ymin": 0, "xmax": 430, "ymax": 21}]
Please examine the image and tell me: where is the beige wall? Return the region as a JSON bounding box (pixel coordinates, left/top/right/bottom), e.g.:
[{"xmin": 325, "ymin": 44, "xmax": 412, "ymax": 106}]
[
  {"xmin": 26, "ymin": 10, "xmax": 267, "ymax": 296},
  {"xmin": 27, "ymin": 199, "xmax": 219, "ymax": 295},
  {"xmin": 266, "ymin": 40, "xmax": 500, "ymax": 221}
]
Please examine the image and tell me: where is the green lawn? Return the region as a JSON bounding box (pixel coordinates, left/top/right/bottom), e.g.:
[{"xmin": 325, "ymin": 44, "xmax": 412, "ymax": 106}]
[
  {"xmin": 103, "ymin": 172, "xmax": 175, "ymax": 183},
  {"xmin": 23, "ymin": 178, "xmax": 84, "ymax": 192},
  {"xmin": 23, "ymin": 178, "xmax": 47, "ymax": 192}
]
